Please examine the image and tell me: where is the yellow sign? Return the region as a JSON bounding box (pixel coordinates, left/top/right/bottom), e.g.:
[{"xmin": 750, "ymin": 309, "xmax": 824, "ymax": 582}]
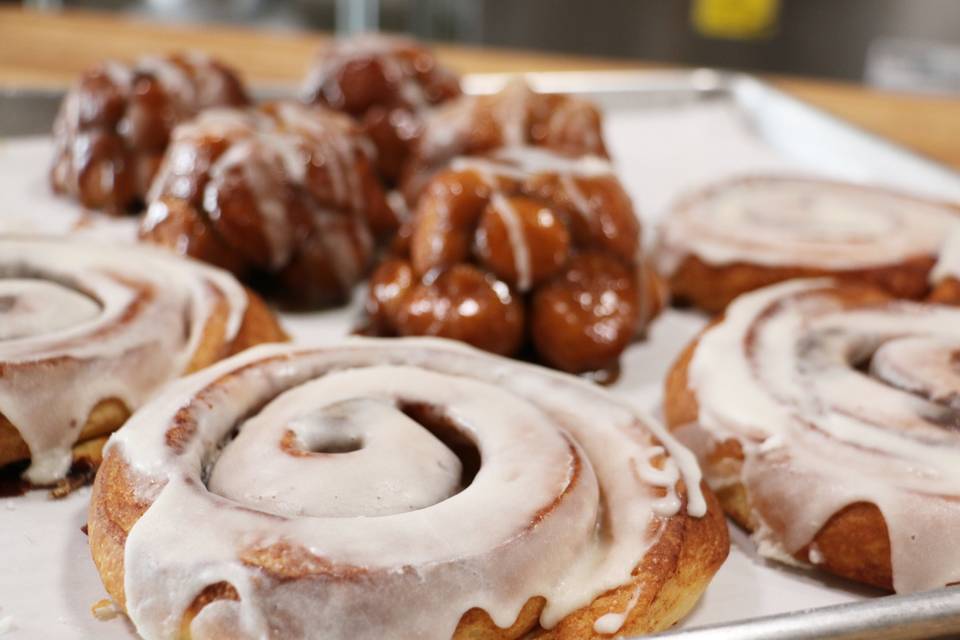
[{"xmin": 691, "ymin": 0, "xmax": 781, "ymax": 40}]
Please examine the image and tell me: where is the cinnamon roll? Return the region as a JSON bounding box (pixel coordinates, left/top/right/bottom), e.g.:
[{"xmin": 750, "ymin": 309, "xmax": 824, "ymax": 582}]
[
  {"xmin": 401, "ymin": 80, "xmax": 608, "ymax": 201},
  {"xmin": 655, "ymin": 176, "xmax": 960, "ymax": 313},
  {"xmin": 89, "ymin": 338, "xmax": 727, "ymax": 639},
  {"xmin": 50, "ymin": 52, "xmax": 249, "ymax": 214},
  {"xmin": 302, "ymin": 34, "xmax": 462, "ymax": 183},
  {"xmin": 0, "ymin": 237, "xmax": 285, "ymax": 487},
  {"xmin": 665, "ymin": 279, "xmax": 960, "ymax": 592},
  {"xmin": 365, "ymin": 148, "xmax": 667, "ymax": 376},
  {"xmin": 140, "ymin": 101, "xmax": 396, "ymax": 308}
]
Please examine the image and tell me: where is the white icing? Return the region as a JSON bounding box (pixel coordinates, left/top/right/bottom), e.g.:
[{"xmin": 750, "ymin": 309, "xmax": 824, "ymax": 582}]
[
  {"xmin": 109, "ymin": 337, "xmax": 706, "ymax": 639},
  {"xmin": 592, "ymin": 585, "xmax": 642, "ymax": 635},
  {"xmin": 494, "ymin": 79, "xmax": 531, "ymax": 148},
  {"xmin": 808, "ymin": 544, "xmax": 825, "ymax": 565},
  {"xmin": 490, "ymin": 192, "xmax": 533, "ymax": 291},
  {"xmin": 931, "ymin": 224, "xmax": 960, "ymax": 284},
  {"xmin": 0, "ymin": 279, "xmax": 99, "ymax": 340},
  {"xmin": 656, "ymin": 177, "xmax": 960, "ymax": 276},
  {"xmin": 0, "ymin": 237, "xmax": 248, "ymax": 484},
  {"xmin": 450, "ymin": 147, "xmax": 613, "ymax": 180},
  {"xmin": 686, "ymin": 278, "xmax": 960, "ymax": 592}
]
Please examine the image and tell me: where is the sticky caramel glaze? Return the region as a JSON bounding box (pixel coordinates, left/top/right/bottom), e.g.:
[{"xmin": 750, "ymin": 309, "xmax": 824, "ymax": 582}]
[
  {"xmin": 141, "ymin": 102, "xmax": 394, "ymax": 307},
  {"xmin": 367, "ymin": 148, "xmax": 660, "ymax": 375},
  {"xmin": 0, "ymin": 238, "xmax": 286, "ymax": 485},
  {"xmin": 400, "ymin": 80, "xmax": 608, "ymax": 201},
  {"xmin": 301, "ymin": 34, "xmax": 462, "ymax": 183},
  {"xmin": 665, "ymin": 281, "xmax": 960, "ymax": 591},
  {"xmin": 50, "ymin": 52, "xmax": 249, "ymax": 214},
  {"xmin": 656, "ymin": 176, "xmax": 960, "ymax": 314},
  {"xmin": 89, "ymin": 339, "xmax": 726, "ymax": 639}
]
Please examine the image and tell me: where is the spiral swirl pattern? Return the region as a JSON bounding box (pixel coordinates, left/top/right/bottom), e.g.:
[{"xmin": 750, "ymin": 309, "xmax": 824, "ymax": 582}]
[
  {"xmin": 677, "ymin": 279, "xmax": 960, "ymax": 592},
  {"xmin": 657, "ymin": 176, "xmax": 960, "ymax": 273},
  {"xmin": 94, "ymin": 338, "xmax": 710, "ymax": 640},
  {"xmin": 655, "ymin": 176, "xmax": 960, "ymax": 311},
  {"xmin": 0, "ymin": 237, "xmax": 254, "ymax": 484}
]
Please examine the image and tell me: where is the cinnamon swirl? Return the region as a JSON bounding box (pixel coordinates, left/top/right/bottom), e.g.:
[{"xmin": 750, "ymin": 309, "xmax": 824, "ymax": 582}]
[
  {"xmin": 365, "ymin": 147, "xmax": 667, "ymax": 376},
  {"xmin": 302, "ymin": 34, "xmax": 462, "ymax": 183},
  {"xmin": 50, "ymin": 52, "xmax": 249, "ymax": 214},
  {"xmin": 89, "ymin": 338, "xmax": 727, "ymax": 639},
  {"xmin": 0, "ymin": 237, "xmax": 285, "ymax": 487},
  {"xmin": 665, "ymin": 279, "xmax": 960, "ymax": 591},
  {"xmin": 140, "ymin": 101, "xmax": 396, "ymax": 307},
  {"xmin": 655, "ymin": 176, "xmax": 960, "ymax": 313}
]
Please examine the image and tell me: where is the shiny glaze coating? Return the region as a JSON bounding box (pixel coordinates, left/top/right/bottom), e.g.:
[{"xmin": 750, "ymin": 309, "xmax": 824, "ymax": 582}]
[
  {"xmin": 50, "ymin": 52, "xmax": 249, "ymax": 214},
  {"xmin": 401, "ymin": 80, "xmax": 608, "ymax": 201},
  {"xmin": 302, "ymin": 34, "xmax": 461, "ymax": 183},
  {"xmin": 140, "ymin": 101, "xmax": 393, "ymax": 308},
  {"xmin": 531, "ymin": 253, "xmax": 641, "ymax": 373},
  {"xmin": 366, "ymin": 149, "xmax": 663, "ymax": 374}
]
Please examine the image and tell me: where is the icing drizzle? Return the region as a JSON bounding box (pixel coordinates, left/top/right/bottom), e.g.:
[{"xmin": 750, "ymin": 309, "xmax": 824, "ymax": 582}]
[
  {"xmin": 109, "ymin": 338, "xmax": 705, "ymax": 639},
  {"xmin": 0, "ymin": 237, "xmax": 247, "ymax": 484},
  {"xmin": 686, "ymin": 279, "xmax": 960, "ymax": 592},
  {"xmin": 449, "ymin": 147, "xmax": 615, "ymax": 293},
  {"xmin": 144, "ymin": 103, "xmax": 376, "ymax": 279}
]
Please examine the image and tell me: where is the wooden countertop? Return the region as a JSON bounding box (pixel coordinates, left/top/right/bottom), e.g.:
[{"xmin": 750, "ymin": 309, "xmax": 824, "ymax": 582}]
[{"xmin": 2, "ymin": 6, "xmax": 959, "ymax": 169}]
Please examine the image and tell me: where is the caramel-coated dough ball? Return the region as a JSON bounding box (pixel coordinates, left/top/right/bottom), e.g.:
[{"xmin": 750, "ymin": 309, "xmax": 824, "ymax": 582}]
[
  {"xmin": 396, "ymin": 264, "xmax": 525, "ymax": 356},
  {"xmin": 474, "ymin": 195, "xmax": 571, "ymax": 291},
  {"xmin": 531, "ymin": 253, "xmax": 641, "ymax": 373}
]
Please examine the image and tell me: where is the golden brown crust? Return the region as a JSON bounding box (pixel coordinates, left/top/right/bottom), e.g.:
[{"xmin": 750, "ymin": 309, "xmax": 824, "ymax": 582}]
[
  {"xmin": 663, "ymin": 322, "xmax": 896, "ymax": 590},
  {"xmin": 0, "ymin": 289, "xmax": 285, "ymax": 480},
  {"xmin": 0, "ymin": 398, "xmax": 129, "ymax": 469},
  {"xmin": 929, "ymin": 276, "xmax": 960, "ymax": 305},
  {"xmin": 90, "ymin": 445, "xmax": 728, "ymax": 639},
  {"xmin": 667, "ymin": 253, "xmax": 936, "ymax": 315}
]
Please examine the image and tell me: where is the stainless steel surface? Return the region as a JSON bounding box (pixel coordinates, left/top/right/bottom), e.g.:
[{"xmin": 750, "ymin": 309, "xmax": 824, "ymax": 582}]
[
  {"xmin": 0, "ymin": 87, "xmax": 63, "ymax": 138},
  {"xmin": 644, "ymin": 587, "xmax": 960, "ymax": 640}
]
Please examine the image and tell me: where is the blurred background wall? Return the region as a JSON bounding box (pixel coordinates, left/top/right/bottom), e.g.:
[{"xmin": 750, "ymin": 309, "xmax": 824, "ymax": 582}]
[{"xmin": 12, "ymin": 0, "xmax": 960, "ymax": 91}]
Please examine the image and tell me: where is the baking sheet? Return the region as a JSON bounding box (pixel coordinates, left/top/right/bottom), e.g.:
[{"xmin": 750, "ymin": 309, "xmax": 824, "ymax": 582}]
[{"xmin": 2, "ymin": 71, "xmax": 959, "ymax": 639}]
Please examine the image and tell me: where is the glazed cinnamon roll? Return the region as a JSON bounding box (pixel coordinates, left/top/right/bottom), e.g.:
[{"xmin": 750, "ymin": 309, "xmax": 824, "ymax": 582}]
[
  {"xmin": 50, "ymin": 52, "xmax": 249, "ymax": 214},
  {"xmin": 401, "ymin": 79, "xmax": 608, "ymax": 201},
  {"xmin": 302, "ymin": 34, "xmax": 462, "ymax": 183},
  {"xmin": 365, "ymin": 148, "xmax": 667, "ymax": 376},
  {"xmin": 655, "ymin": 176, "xmax": 960, "ymax": 313},
  {"xmin": 89, "ymin": 338, "xmax": 727, "ymax": 639},
  {"xmin": 0, "ymin": 237, "xmax": 285, "ymax": 488},
  {"xmin": 140, "ymin": 101, "xmax": 396, "ymax": 308},
  {"xmin": 665, "ymin": 279, "xmax": 960, "ymax": 592}
]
